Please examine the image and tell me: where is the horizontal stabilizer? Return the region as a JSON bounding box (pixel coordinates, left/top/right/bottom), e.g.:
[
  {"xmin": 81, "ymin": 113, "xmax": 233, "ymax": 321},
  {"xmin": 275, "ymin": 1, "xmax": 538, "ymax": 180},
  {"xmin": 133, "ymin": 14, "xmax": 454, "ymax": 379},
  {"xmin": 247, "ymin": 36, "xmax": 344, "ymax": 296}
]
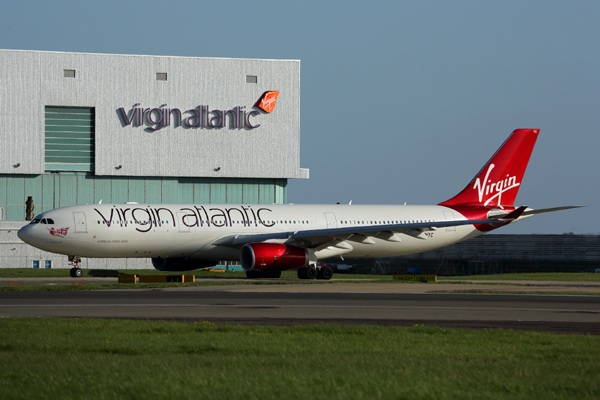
[{"xmin": 522, "ymin": 205, "xmax": 587, "ymax": 216}]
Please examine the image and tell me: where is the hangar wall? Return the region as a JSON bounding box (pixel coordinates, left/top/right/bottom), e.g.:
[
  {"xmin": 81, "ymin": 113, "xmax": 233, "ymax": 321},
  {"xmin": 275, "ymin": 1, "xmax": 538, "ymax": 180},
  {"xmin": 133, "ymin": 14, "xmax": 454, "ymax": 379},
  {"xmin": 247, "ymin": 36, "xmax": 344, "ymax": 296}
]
[
  {"xmin": 0, "ymin": 50, "xmax": 307, "ymax": 179},
  {"xmin": 0, "ymin": 50, "xmax": 307, "ymax": 268}
]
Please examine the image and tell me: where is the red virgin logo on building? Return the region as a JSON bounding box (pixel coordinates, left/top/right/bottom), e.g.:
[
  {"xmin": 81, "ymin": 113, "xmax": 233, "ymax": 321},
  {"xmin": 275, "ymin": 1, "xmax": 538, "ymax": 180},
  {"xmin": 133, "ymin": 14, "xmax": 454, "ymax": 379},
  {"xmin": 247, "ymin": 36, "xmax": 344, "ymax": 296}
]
[{"xmin": 255, "ymin": 91, "xmax": 279, "ymax": 113}]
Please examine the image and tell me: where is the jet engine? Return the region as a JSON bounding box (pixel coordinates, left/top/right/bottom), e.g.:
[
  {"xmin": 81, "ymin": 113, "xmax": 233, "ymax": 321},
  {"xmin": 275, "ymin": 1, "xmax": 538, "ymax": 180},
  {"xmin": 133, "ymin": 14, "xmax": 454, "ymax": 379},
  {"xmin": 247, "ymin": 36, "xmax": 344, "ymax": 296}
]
[
  {"xmin": 151, "ymin": 257, "xmax": 217, "ymax": 271},
  {"xmin": 240, "ymin": 243, "xmax": 308, "ymax": 271}
]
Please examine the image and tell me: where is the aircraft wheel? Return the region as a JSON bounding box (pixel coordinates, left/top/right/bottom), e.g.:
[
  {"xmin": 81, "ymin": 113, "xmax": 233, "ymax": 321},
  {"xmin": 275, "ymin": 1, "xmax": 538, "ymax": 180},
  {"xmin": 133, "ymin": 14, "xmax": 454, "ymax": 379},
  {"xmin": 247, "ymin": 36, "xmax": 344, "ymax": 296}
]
[
  {"xmin": 70, "ymin": 267, "xmax": 82, "ymax": 278},
  {"xmin": 269, "ymin": 271, "xmax": 281, "ymax": 279},
  {"xmin": 305, "ymin": 266, "xmax": 317, "ymax": 280},
  {"xmin": 246, "ymin": 271, "xmax": 258, "ymax": 279},
  {"xmin": 320, "ymin": 266, "xmax": 333, "ymax": 280},
  {"xmin": 297, "ymin": 268, "xmax": 307, "ymax": 279}
]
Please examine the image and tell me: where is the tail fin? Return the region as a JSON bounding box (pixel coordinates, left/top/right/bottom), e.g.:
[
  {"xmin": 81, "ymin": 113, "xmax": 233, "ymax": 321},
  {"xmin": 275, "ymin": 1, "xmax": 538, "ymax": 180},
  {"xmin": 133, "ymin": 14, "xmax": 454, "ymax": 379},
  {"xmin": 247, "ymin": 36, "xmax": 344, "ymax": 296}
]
[{"xmin": 439, "ymin": 129, "xmax": 539, "ymax": 208}]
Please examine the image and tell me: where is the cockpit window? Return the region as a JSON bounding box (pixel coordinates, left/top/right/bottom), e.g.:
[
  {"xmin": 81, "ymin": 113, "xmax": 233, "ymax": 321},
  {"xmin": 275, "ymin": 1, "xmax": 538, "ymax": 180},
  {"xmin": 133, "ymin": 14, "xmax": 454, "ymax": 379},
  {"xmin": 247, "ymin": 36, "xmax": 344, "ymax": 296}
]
[
  {"xmin": 46, "ymin": 218, "xmax": 55, "ymax": 224},
  {"xmin": 31, "ymin": 218, "xmax": 41, "ymax": 224},
  {"xmin": 40, "ymin": 219, "xmax": 47, "ymax": 224}
]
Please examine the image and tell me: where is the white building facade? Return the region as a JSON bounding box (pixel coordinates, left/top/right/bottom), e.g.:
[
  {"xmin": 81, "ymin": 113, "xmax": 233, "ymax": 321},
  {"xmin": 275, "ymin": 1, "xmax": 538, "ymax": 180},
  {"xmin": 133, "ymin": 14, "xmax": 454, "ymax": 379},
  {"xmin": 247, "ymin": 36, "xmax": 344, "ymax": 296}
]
[{"xmin": 0, "ymin": 50, "xmax": 307, "ymax": 269}]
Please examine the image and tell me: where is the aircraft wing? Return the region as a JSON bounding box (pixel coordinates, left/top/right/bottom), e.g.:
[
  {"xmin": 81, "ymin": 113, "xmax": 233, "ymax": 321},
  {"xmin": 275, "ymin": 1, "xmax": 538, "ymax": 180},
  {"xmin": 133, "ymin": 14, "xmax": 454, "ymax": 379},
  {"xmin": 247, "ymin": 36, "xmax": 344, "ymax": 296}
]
[
  {"xmin": 214, "ymin": 209, "xmax": 527, "ymax": 249},
  {"xmin": 228, "ymin": 218, "xmax": 490, "ymax": 245}
]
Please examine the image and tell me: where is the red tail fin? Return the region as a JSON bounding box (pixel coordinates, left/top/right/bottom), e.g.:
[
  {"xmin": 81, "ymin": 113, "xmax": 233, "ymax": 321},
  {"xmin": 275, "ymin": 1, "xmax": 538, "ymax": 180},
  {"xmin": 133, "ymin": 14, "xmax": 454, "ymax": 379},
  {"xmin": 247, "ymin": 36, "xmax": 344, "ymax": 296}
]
[{"xmin": 439, "ymin": 129, "xmax": 539, "ymax": 208}]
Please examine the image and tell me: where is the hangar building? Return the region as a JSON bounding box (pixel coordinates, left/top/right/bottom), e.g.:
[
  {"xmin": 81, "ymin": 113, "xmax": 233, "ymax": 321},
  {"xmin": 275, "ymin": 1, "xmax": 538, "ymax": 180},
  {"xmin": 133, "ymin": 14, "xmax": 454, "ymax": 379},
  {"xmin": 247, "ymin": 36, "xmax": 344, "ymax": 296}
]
[{"xmin": 0, "ymin": 49, "xmax": 308, "ymax": 269}]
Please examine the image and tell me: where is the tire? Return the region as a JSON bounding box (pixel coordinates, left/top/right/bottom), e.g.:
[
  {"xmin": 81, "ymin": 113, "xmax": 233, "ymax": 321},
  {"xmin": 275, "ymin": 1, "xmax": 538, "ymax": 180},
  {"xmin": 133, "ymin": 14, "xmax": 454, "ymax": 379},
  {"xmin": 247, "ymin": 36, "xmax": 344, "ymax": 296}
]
[
  {"xmin": 321, "ymin": 266, "xmax": 333, "ymax": 280},
  {"xmin": 74, "ymin": 268, "xmax": 83, "ymax": 278},
  {"xmin": 305, "ymin": 266, "xmax": 317, "ymax": 280},
  {"xmin": 246, "ymin": 271, "xmax": 258, "ymax": 279},
  {"xmin": 297, "ymin": 268, "xmax": 307, "ymax": 279},
  {"xmin": 69, "ymin": 268, "xmax": 76, "ymax": 278},
  {"xmin": 268, "ymin": 271, "xmax": 281, "ymax": 279}
]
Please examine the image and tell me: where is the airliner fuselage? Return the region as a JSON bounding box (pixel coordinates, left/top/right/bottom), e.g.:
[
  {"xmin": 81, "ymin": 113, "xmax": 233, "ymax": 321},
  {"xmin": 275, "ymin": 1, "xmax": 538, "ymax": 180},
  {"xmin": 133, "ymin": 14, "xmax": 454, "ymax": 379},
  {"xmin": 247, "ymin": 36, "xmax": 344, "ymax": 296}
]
[
  {"xmin": 17, "ymin": 129, "xmax": 583, "ymax": 279},
  {"xmin": 18, "ymin": 203, "xmax": 483, "ymax": 261}
]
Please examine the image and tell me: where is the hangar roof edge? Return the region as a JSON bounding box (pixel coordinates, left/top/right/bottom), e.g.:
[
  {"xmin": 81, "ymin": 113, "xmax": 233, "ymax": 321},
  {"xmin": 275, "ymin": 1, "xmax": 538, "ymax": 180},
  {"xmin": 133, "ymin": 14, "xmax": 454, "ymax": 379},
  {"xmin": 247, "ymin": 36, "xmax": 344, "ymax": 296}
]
[{"xmin": 0, "ymin": 48, "xmax": 300, "ymax": 63}]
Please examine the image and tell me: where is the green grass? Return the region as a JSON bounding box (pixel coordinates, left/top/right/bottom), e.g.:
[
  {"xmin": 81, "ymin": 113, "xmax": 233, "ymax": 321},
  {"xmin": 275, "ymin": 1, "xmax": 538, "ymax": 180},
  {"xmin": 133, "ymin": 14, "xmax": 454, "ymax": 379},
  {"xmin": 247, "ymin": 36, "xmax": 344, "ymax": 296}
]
[
  {"xmin": 0, "ymin": 318, "xmax": 598, "ymax": 399},
  {"xmin": 0, "ymin": 280, "xmax": 341, "ymax": 292},
  {"xmin": 3, "ymin": 269, "xmax": 598, "ymax": 294},
  {"xmin": 0, "ymin": 268, "xmax": 382, "ymax": 280},
  {"xmin": 0, "ymin": 274, "xmax": 392, "ymax": 292},
  {"xmin": 0, "ymin": 268, "xmax": 249, "ymax": 278},
  {"xmin": 3, "ymin": 269, "xmax": 597, "ymax": 282},
  {"xmin": 430, "ymin": 289, "xmax": 600, "ymax": 296},
  {"xmin": 440, "ymin": 273, "xmax": 600, "ymax": 282}
]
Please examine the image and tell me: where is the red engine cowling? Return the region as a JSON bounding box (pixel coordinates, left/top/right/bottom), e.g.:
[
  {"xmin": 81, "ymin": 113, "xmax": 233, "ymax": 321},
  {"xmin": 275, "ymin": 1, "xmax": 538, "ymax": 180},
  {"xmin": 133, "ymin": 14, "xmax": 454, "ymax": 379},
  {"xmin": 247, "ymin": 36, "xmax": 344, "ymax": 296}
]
[{"xmin": 241, "ymin": 243, "xmax": 308, "ymax": 271}]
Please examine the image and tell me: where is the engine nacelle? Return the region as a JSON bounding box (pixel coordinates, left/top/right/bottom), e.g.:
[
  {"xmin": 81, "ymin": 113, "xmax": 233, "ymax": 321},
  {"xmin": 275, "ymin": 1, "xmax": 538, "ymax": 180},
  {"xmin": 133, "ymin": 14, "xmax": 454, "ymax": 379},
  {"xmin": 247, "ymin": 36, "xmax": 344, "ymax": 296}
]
[
  {"xmin": 152, "ymin": 257, "xmax": 217, "ymax": 271},
  {"xmin": 240, "ymin": 243, "xmax": 308, "ymax": 271}
]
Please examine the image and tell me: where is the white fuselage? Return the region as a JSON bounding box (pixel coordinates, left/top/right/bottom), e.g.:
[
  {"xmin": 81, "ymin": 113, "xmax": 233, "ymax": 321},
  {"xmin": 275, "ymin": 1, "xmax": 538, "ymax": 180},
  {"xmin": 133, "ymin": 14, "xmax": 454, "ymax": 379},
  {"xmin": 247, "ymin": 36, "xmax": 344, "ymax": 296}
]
[{"xmin": 17, "ymin": 203, "xmax": 483, "ymax": 262}]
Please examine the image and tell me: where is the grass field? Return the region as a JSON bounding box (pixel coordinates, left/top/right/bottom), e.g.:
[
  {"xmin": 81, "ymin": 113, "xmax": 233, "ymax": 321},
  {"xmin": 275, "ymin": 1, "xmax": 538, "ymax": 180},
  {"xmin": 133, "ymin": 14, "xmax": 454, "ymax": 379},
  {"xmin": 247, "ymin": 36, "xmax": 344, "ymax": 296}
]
[
  {"xmin": 2, "ymin": 269, "xmax": 599, "ymax": 293},
  {"xmin": 0, "ymin": 268, "xmax": 382, "ymax": 280},
  {"xmin": 441, "ymin": 273, "xmax": 600, "ymax": 282},
  {"xmin": 2, "ymin": 269, "xmax": 598, "ymax": 282},
  {"xmin": 0, "ymin": 318, "xmax": 598, "ymax": 400},
  {"xmin": 0, "ymin": 269, "xmax": 392, "ymax": 292},
  {"xmin": 0, "ymin": 268, "xmax": 252, "ymax": 278}
]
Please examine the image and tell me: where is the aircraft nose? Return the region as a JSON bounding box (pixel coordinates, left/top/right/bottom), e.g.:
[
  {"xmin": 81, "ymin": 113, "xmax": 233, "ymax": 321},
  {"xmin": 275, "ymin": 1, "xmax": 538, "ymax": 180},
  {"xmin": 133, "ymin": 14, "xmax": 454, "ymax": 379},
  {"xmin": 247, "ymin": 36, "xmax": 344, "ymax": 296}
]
[
  {"xmin": 17, "ymin": 224, "xmax": 36, "ymax": 245},
  {"xmin": 17, "ymin": 225, "xmax": 29, "ymax": 243}
]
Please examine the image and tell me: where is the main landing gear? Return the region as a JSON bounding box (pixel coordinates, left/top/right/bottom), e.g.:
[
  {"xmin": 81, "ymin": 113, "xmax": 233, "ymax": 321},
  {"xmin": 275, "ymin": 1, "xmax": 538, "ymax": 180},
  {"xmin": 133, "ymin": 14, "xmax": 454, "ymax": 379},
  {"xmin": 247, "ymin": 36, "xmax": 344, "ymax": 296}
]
[
  {"xmin": 297, "ymin": 265, "xmax": 333, "ymax": 280},
  {"xmin": 68, "ymin": 255, "xmax": 82, "ymax": 278}
]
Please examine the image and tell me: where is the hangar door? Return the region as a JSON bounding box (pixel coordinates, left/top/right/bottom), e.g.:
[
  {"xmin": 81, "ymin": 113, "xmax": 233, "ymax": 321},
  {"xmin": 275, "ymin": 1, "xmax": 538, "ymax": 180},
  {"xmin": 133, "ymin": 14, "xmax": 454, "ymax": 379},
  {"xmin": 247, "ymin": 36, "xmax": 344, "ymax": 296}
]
[{"xmin": 45, "ymin": 106, "xmax": 95, "ymax": 172}]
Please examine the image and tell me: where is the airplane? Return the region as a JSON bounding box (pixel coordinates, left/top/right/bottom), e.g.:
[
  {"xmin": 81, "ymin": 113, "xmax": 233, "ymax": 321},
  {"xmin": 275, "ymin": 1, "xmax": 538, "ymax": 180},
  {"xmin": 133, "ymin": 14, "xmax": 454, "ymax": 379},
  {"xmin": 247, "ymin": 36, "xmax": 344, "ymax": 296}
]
[{"xmin": 18, "ymin": 129, "xmax": 583, "ymax": 279}]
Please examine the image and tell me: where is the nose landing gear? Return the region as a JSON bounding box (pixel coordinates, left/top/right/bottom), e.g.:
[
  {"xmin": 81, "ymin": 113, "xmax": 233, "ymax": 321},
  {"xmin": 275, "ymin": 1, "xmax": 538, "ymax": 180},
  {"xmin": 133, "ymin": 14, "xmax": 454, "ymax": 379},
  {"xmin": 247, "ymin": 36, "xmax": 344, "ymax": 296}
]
[{"xmin": 68, "ymin": 255, "xmax": 83, "ymax": 278}]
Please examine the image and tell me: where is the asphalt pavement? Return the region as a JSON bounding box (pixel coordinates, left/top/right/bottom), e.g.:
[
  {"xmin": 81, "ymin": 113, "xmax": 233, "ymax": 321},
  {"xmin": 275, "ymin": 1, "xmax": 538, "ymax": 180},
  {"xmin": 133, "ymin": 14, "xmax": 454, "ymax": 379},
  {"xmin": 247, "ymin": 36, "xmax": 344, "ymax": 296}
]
[{"xmin": 1, "ymin": 289, "xmax": 599, "ymax": 334}]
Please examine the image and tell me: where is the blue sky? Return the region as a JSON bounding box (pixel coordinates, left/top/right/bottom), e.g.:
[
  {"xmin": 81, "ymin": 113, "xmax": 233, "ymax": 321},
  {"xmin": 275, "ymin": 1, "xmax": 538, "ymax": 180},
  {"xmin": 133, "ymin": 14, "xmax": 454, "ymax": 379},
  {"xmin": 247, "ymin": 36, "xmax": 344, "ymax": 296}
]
[{"xmin": 1, "ymin": 1, "xmax": 597, "ymax": 234}]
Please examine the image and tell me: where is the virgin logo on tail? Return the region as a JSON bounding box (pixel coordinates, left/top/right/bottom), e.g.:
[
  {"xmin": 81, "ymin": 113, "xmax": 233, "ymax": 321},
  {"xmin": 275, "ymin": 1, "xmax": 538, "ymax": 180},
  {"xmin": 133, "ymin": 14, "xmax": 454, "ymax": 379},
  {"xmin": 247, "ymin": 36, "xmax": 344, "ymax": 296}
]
[
  {"xmin": 255, "ymin": 91, "xmax": 279, "ymax": 113},
  {"xmin": 473, "ymin": 164, "xmax": 520, "ymax": 206},
  {"xmin": 438, "ymin": 129, "xmax": 539, "ymax": 208}
]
